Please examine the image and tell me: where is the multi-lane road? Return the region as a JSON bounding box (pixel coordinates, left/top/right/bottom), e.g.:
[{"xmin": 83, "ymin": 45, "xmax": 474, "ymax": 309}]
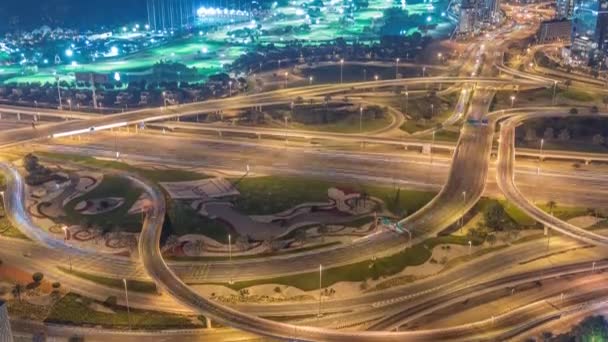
[{"xmin": 1, "ymin": 7, "xmax": 606, "ymax": 340}]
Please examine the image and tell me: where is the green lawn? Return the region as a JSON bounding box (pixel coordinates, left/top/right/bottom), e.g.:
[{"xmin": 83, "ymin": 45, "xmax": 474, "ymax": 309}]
[
  {"xmin": 199, "ymin": 235, "xmax": 483, "ymax": 291},
  {"xmin": 167, "ymin": 241, "xmax": 341, "ymax": 262},
  {"xmin": 165, "ymin": 200, "xmax": 233, "ymax": 243},
  {"xmin": 233, "ymin": 176, "xmax": 435, "ymax": 217},
  {"xmin": 289, "ymin": 115, "xmax": 393, "ymax": 134},
  {"xmin": 400, "ymin": 94, "xmax": 459, "ymax": 134},
  {"xmin": 37, "ymin": 152, "xmax": 209, "ymax": 183},
  {"xmin": 418, "ymin": 128, "xmax": 461, "ymax": 142},
  {"xmin": 498, "ymin": 200, "xmax": 588, "ymax": 226},
  {"xmin": 499, "ymin": 200, "xmax": 537, "ymax": 226},
  {"xmin": 0, "ymin": 215, "xmax": 28, "ymax": 240},
  {"xmin": 62, "ymin": 175, "xmax": 143, "ymax": 233},
  {"xmin": 46, "ymin": 293, "xmax": 200, "ymax": 329},
  {"xmin": 301, "ymin": 64, "xmax": 422, "ymax": 84},
  {"xmin": 559, "ymin": 89, "xmax": 597, "ymax": 103},
  {"xmin": 57, "ymin": 266, "xmax": 157, "ymax": 294}
]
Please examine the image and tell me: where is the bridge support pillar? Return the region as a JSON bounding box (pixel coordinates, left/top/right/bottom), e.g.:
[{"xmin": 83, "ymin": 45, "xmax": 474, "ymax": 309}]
[
  {"xmin": 0, "ymin": 113, "xmax": 3, "ymax": 120},
  {"xmin": 218, "ymin": 130, "xmax": 222, "ymax": 137},
  {"xmin": 585, "ymin": 160, "xmax": 590, "ymax": 165},
  {"xmin": 135, "ymin": 125, "xmax": 138, "ymax": 134},
  {"xmin": 206, "ymin": 317, "xmax": 212, "ymax": 329},
  {"xmin": 257, "ymin": 133, "xmax": 261, "ymax": 140},
  {"xmin": 544, "ymin": 225, "xmax": 548, "ymax": 236},
  {"xmin": 422, "ymin": 144, "xmax": 431, "ymax": 154},
  {"xmin": 17, "ymin": 113, "xmax": 20, "ymax": 121}
]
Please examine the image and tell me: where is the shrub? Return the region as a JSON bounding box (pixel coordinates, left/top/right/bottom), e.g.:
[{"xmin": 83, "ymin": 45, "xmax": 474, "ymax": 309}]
[
  {"xmin": 52, "ymin": 282, "xmax": 61, "ymax": 289},
  {"xmin": 32, "ymin": 272, "xmax": 44, "ymax": 283},
  {"xmin": 103, "ymin": 296, "xmax": 117, "ymax": 308}
]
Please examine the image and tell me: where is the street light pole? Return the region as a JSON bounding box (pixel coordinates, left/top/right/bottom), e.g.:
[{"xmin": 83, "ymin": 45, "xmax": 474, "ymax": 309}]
[
  {"xmin": 395, "ymin": 58, "xmax": 400, "ymax": 79},
  {"xmin": 430, "ymin": 130, "xmax": 436, "ymax": 165},
  {"xmin": 56, "ymin": 76, "xmax": 63, "ymax": 110},
  {"xmin": 228, "ymin": 81, "xmax": 233, "ymax": 97},
  {"xmin": 228, "ymin": 234, "xmax": 232, "ymax": 262},
  {"xmin": 340, "ymin": 59, "xmax": 344, "ymax": 84},
  {"xmin": 551, "ymin": 80, "xmax": 557, "ymax": 105},
  {"xmin": 510, "ymin": 95, "xmax": 516, "ymax": 108},
  {"xmin": 309, "ymin": 76, "xmax": 313, "ymax": 85},
  {"xmin": 359, "ymin": 106, "xmax": 363, "ymax": 134},
  {"xmin": 460, "ymin": 191, "xmax": 467, "ymax": 231},
  {"xmin": 318, "ymin": 264, "xmax": 323, "ymax": 318},
  {"xmin": 123, "ymin": 279, "xmax": 132, "ymax": 330}
]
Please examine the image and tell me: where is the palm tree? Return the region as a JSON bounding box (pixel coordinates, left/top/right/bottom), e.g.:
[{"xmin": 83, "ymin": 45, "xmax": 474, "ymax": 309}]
[{"xmin": 12, "ymin": 283, "xmax": 23, "ymax": 302}]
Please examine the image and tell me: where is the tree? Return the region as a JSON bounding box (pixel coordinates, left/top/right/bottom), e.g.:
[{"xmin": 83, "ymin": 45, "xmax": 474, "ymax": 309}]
[
  {"xmin": 571, "ymin": 315, "xmax": 608, "ymax": 341},
  {"xmin": 591, "ymin": 105, "xmax": 599, "ymax": 114},
  {"xmin": 564, "ymin": 79, "xmax": 572, "ymax": 89},
  {"xmin": 543, "ymin": 127, "xmax": 554, "ymax": 140},
  {"xmin": 23, "ymin": 153, "xmax": 40, "ymax": 173},
  {"xmin": 547, "ymin": 200, "xmax": 557, "ymax": 215},
  {"xmin": 294, "ymin": 229, "xmax": 307, "ymax": 244},
  {"xmin": 484, "ymin": 202, "xmax": 508, "ymax": 230},
  {"xmin": 12, "ymin": 283, "xmax": 23, "ymax": 302},
  {"xmin": 592, "ymin": 134, "xmax": 605, "ymax": 145},
  {"xmin": 486, "ymin": 234, "xmax": 497, "ymax": 246},
  {"xmin": 524, "ymin": 127, "xmax": 537, "ymax": 142},
  {"xmin": 52, "ymin": 282, "xmax": 61, "ymax": 289},
  {"xmin": 32, "ymin": 272, "xmax": 44, "ymax": 283},
  {"xmin": 569, "ymin": 107, "xmax": 579, "ymax": 115},
  {"xmin": 558, "ymin": 128, "xmax": 570, "ymax": 141},
  {"xmin": 104, "ymin": 295, "xmax": 117, "ymax": 308}
]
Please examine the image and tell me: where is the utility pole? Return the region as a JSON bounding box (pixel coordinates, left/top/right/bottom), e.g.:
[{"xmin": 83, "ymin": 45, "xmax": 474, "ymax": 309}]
[{"xmin": 56, "ymin": 76, "xmax": 63, "ymax": 110}]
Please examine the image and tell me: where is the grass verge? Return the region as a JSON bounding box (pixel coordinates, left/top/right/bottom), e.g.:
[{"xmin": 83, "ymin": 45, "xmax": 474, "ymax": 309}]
[
  {"xmin": 46, "ymin": 293, "xmax": 200, "ymax": 329},
  {"xmin": 57, "ymin": 266, "xmax": 157, "ymax": 294},
  {"xmin": 195, "ymin": 235, "xmax": 483, "ymax": 291},
  {"xmin": 37, "ymin": 152, "xmax": 208, "ymax": 183}
]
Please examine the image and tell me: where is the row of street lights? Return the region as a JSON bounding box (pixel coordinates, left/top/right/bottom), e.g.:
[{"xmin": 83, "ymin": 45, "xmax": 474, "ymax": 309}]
[{"xmin": 62, "ymin": 224, "xmax": 132, "ymax": 329}]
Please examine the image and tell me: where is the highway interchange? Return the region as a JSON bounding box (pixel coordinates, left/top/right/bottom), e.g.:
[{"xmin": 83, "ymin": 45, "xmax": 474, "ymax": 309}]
[{"xmin": 1, "ymin": 3, "xmax": 608, "ymax": 341}]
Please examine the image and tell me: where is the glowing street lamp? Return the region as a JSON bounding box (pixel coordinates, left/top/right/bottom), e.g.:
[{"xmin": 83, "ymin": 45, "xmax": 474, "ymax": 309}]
[
  {"xmin": 510, "ymin": 95, "xmax": 516, "ymax": 108},
  {"xmin": 309, "ymin": 76, "xmax": 313, "ymax": 85},
  {"xmin": 318, "ymin": 264, "xmax": 323, "ymax": 317},
  {"xmin": 228, "ymin": 81, "xmax": 233, "ymax": 96},
  {"xmin": 395, "ymin": 58, "xmax": 400, "ymax": 79},
  {"xmin": 123, "ymin": 279, "xmax": 132, "ymax": 330},
  {"xmin": 339, "ymin": 59, "xmax": 344, "ymax": 84}
]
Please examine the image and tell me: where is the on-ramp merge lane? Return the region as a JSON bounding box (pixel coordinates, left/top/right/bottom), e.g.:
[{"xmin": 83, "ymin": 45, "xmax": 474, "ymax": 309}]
[{"xmin": 496, "ymin": 111, "xmax": 608, "ymax": 245}]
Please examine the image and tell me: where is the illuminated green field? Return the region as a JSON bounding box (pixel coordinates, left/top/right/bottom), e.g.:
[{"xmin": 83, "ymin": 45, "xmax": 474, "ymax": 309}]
[{"xmin": 3, "ymin": 0, "xmax": 450, "ymax": 84}]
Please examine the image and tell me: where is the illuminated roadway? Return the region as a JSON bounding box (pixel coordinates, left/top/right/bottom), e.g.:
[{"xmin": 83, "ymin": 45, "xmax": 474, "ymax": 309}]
[
  {"xmin": 496, "ymin": 110, "xmax": 608, "ymax": 245},
  {"xmin": 0, "ymin": 22, "xmax": 600, "ymax": 340}
]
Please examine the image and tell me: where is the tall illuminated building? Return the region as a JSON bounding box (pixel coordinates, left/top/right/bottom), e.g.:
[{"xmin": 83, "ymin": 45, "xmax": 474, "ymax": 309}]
[
  {"xmin": 570, "ymin": 0, "xmax": 608, "ymax": 64},
  {"xmin": 557, "ymin": 0, "xmax": 576, "ymax": 18}
]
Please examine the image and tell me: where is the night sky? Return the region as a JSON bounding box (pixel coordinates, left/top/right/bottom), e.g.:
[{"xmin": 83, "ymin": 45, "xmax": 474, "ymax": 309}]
[{"xmin": 0, "ymin": 0, "xmax": 146, "ymax": 32}]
